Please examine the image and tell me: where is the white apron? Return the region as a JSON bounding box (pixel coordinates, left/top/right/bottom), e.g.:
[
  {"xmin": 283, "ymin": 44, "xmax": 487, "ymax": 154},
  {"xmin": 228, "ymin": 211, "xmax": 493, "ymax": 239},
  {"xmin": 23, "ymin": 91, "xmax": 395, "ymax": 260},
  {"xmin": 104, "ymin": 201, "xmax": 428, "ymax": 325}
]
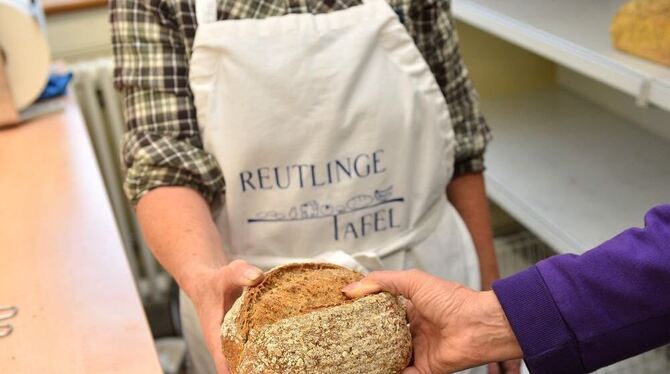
[{"xmin": 181, "ymin": 0, "xmax": 482, "ymax": 373}]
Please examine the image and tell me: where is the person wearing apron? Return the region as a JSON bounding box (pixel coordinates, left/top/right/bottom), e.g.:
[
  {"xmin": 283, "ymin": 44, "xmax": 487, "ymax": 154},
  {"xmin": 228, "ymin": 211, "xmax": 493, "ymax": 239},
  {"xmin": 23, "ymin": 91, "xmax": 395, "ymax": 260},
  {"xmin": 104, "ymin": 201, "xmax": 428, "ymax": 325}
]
[{"xmin": 111, "ymin": 0, "xmax": 509, "ymax": 372}]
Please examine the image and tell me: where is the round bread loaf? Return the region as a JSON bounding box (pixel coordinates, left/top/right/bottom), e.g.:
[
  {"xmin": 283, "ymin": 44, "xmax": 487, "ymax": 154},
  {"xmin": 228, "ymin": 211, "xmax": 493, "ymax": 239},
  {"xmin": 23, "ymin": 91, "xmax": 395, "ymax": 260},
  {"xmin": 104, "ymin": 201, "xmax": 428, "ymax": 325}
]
[
  {"xmin": 610, "ymin": 0, "xmax": 670, "ymax": 66},
  {"xmin": 220, "ymin": 263, "xmax": 412, "ymax": 374}
]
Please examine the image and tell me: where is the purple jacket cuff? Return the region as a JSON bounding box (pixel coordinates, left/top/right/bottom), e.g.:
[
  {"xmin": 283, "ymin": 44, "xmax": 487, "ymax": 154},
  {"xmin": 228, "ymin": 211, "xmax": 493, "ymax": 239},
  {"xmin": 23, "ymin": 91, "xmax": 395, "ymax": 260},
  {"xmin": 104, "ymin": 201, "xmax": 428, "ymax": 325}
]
[{"xmin": 492, "ymin": 266, "xmax": 584, "ymax": 374}]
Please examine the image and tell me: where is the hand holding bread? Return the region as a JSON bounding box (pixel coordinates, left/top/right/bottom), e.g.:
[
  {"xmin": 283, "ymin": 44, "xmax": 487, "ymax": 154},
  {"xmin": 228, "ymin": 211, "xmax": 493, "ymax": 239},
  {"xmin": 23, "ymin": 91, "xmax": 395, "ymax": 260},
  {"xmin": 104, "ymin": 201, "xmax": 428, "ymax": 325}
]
[
  {"xmin": 344, "ymin": 270, "xmax": 523, "ymax": 374},
  {"xmin": 188, "ymin": 260, "xmax": 265, "ymax": 374},
  {"xmin": 208, "ymin": 263, "xmax": 523, "ymax": 373}
]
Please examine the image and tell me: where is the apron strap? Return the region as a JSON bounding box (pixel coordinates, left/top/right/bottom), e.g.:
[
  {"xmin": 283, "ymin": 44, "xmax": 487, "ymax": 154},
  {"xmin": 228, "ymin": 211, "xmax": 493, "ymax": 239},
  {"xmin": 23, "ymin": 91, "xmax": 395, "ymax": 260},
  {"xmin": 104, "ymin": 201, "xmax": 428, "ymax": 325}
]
[
  {"xmin": 196, "ymin": 0, "xmax": 385, "ymax": 26},
  {"xmin": 195, "ymin": 0, "xmax": 217, "ymax": 25}
]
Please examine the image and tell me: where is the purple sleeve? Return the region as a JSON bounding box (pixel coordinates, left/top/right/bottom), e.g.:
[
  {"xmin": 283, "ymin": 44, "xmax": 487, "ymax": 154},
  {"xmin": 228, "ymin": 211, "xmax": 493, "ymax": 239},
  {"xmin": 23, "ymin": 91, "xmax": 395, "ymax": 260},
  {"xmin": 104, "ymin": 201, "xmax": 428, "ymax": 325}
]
[{"xmin": 492, "ymin": 204, "xmax": 670, "ymax": 373}]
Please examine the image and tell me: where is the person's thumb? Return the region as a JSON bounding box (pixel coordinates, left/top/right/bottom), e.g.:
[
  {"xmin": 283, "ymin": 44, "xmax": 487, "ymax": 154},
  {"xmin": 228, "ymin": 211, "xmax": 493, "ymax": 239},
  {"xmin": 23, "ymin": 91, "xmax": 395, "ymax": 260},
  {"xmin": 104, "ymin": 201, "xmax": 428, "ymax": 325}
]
[
  {"xmin": 224, "ymin": 259, "xmax": 264, "ymax": 287},
  {"xmin": 342, "ymin": 269, "xmax": 428, "ymax": 300}
]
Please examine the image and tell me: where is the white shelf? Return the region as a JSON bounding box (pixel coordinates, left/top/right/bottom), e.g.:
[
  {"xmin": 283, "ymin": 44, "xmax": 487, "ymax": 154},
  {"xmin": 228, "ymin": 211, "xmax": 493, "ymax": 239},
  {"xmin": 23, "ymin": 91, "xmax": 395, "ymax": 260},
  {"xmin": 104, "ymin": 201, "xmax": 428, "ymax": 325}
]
[
  {"xmin": 482, "ymin": 87, "xmax": 670, "ymax": 254},
  {"xmin": 453, "ymin": 0, "xmax": 670, "ymax": 112}
]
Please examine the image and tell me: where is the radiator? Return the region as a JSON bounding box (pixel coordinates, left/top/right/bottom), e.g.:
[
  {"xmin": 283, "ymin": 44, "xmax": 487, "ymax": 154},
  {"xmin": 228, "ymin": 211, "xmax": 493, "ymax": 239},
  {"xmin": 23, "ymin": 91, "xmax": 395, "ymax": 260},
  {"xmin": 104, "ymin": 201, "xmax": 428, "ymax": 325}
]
[
  {"xmin": 70, "ymin": 58, "xmax": 170, "ymax": 302},
  {"xmin": 494, "ymin": 231, "xmax": 554, "ymax": 277}
]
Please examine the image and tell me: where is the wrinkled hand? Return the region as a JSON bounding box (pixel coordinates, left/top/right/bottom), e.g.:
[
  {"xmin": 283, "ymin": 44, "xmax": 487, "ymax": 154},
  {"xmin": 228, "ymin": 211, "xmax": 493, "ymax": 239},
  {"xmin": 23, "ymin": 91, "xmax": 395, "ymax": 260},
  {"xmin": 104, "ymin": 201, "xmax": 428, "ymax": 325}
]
[
  {"xmin": 343, "ymin": 270, "xmax": 523, "ymax": 374},
  {"xmin": 480, "ymin": 283, "xmax": 522, "ymax": 374},
  {"xmin": 187, "ymin": 260, "xmax": 264, "ymax": 374}
]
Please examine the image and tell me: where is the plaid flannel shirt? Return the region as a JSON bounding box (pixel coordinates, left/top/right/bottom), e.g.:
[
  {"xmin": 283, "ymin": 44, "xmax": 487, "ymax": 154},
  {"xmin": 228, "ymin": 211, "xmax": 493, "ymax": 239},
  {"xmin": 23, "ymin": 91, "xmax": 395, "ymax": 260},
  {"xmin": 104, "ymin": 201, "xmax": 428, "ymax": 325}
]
[{"xmin": 110, "ymin": 0, "xmax": 491, "ymax": 205}]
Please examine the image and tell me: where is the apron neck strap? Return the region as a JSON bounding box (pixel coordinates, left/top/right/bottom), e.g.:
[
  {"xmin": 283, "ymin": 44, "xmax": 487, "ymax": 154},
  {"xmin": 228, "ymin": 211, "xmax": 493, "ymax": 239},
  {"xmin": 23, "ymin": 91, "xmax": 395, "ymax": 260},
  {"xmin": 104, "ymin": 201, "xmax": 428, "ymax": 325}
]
[
  {"xmin": 196, "ymin": 0, "xmax": 383, "ymax": 26},
  {"xmin": 195, "ymin": 0, "xmax": 217, "ymax": 25}
]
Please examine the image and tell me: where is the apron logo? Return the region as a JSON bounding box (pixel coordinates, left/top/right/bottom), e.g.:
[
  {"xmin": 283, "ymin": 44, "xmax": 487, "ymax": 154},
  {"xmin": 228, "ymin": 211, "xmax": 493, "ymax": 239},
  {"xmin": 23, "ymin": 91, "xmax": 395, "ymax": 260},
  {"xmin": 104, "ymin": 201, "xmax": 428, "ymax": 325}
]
[
  {"xmin": 248, "ymin": 185, "xmax": 404, "ymax": 241},
  {"xmin": 242, "ymin": 149, "xmax": 405, "ymax": 241}
]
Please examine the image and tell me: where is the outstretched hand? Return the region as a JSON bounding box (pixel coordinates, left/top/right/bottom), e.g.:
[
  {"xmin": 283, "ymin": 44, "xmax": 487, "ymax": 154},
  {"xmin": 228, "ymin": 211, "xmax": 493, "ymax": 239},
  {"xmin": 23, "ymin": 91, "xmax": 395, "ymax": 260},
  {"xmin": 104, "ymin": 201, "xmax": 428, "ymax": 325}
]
[{"xmin": 342, "ymin": 269, "xmax": 523, "ymax": 374}]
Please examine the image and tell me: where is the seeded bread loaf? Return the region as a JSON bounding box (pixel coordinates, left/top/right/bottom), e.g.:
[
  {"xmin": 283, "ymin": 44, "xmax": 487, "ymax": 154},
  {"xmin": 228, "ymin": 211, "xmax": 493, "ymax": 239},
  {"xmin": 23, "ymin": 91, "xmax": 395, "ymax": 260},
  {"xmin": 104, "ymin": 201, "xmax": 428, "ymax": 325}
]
[
  {"xmin": 611, "ymin": 0, "xmax": 670, "ymax": 66},
  {"xmin": 221, "ymin": 263, "xmax": 412, "ymax": 374}
]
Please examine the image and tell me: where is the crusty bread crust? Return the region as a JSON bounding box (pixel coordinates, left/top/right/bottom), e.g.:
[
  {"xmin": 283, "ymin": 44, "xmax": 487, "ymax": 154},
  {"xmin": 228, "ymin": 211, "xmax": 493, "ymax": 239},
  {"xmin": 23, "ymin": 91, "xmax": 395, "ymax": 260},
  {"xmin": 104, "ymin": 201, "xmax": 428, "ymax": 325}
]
[{"xmin": 221, "ymin": 263, "xmax": 412, "ymax": 373}]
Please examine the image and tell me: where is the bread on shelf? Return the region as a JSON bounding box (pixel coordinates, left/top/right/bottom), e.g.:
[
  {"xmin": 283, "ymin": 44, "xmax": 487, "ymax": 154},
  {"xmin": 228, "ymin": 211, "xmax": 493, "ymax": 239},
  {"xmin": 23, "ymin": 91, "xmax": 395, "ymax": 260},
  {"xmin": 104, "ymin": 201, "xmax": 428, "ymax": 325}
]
[
  {"xmin": 611, "ymin": 0, "xmax": 670, "ymax": 66},
  {"xmin": 221, "ymin": 262, "xmax": 412, "ymax": 374}
]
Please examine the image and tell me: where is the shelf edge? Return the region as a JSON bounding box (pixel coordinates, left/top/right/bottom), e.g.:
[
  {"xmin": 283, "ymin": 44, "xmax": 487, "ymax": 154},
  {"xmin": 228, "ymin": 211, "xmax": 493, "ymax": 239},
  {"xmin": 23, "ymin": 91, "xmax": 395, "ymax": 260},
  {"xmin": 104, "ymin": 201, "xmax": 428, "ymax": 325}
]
[{"xmin": 485, "ymin": 174, "xmax": 586, "ymax": 255}]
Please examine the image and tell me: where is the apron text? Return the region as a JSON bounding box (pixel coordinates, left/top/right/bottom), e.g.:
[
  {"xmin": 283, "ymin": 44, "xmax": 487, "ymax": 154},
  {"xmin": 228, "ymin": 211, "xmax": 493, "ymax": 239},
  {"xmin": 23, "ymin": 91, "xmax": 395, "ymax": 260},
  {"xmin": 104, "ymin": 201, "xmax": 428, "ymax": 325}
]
[
  {"xmin": 239, "ymin": 149, "xmax": 386, "ymax": 192},
  {"xmin": 333, "ymin": 207, "xmax": 400, "ymax": 240}
]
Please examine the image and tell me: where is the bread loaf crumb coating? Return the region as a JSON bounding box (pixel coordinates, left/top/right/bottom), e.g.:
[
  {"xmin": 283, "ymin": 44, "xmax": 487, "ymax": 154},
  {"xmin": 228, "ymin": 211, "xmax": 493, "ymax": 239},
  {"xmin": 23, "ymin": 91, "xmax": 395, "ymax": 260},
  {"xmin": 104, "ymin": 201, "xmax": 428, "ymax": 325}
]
[{"xmin": 221, "ymin": 263, "xmax": 412, "ymax": 373}]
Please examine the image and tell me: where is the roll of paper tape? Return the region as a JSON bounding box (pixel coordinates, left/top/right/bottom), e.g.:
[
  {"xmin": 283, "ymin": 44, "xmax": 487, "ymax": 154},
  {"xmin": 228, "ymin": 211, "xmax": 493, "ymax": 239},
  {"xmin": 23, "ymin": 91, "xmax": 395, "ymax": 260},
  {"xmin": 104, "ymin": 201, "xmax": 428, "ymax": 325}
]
[{"xmin": 0, "ymin": 0, "xmax": 50, "ymax": 110}]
